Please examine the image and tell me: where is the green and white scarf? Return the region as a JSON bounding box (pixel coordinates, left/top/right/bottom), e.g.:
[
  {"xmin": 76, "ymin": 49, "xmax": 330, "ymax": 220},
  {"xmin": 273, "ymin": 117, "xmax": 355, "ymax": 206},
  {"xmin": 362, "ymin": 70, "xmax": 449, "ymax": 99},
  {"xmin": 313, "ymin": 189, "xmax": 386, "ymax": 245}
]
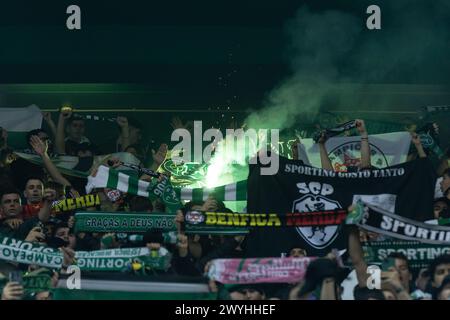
[
  {"xmin": 75, "ymin": 247, "xmax": 171, "ymax": 272},
  {"xmin": 86, "ymin": 165, "xmax": 181, "ymax": 212},
  {"xmin": 0, "ymin": 236, "xmax": 170, "ymax": 271},
  {"xmin": 74, "ymin": 212, "xmax": 177, "ymax": 233},
  {"xmin": 363, "ymin": 240, "xmax": 450, "ymax": 272},
  {"xmin": 175, "ymin": 180, "xmax": 247, "ymax": 202},
  {"xmin": 74, "ymin": 212, "xmax": 249, "ymax": 235},
  {"xmin": 0, "ymin": 236, "xmax": 63, "ymax": 268}
]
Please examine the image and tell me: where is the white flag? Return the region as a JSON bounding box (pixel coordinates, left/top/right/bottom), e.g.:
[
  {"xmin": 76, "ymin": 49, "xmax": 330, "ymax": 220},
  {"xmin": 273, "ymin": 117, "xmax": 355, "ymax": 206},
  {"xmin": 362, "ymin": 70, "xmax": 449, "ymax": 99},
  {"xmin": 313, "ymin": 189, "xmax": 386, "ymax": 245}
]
[
  {"xmin": 298, "ymin": 132, "xmax": 412, "ymax": 170},
  {"xmin": 0, "ymin": 105, "xmax": 42, "ymax": 132}
]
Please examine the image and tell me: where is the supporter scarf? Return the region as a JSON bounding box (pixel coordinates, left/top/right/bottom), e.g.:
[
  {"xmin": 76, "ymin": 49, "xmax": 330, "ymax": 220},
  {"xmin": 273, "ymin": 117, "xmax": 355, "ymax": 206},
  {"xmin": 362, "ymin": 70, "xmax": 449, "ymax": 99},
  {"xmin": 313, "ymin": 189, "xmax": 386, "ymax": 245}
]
[
  {"xmin": 74, "ymin": 212, "xmax": 248, "ymax": 235},
  {"xmin": 86, "ymin": 165, "xmax": 181, "ymax": 212},
  {"xmin": 312, "ymin": 120, "xmax": 356, "ymax": 143},
  {"xmin": 0, "ymin": 235, "xmax": 169, "ymax": 271},
  {"xmin": 75, "ymin": 247, "xmax": 171, "ymax": 272},
  {"xmin": 362, "ymin": 240, "xmax": 450, "ymax": 272},
  {"xmin": 52, "ymin": 194, "xmax": 101, "ymax": 213},
  {"xmin": 358, "ymin": 205, "xmax": 450, "ymax": 244},
  {"xmin": 207, "ymin": 257, "xmax": 315, "ymax": 284},
  {"xmin": 15, "ymin": 151, "xmax": 141, "ymax": 178},
  {"xmin": 74, "ymin": 212, "xmax": 177, "ymax": 233},
  {"xmin": 0, "ymin": 236, "xmax": 63, "ymax": 268},
  {"xmin": 184, "ymin": 210, "xmax": 348, "ymax": 228}
]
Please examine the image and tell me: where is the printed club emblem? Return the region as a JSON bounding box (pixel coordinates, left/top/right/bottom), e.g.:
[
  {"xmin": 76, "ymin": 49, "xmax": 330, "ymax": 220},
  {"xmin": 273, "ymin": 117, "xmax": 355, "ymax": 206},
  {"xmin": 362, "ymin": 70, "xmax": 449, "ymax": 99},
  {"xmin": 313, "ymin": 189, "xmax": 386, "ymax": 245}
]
[
  {"xmin": 185, "ymin": 211, "xmax": 205, "ymax": 225},
  {"xmin": 292, "ymin": 194, "xmax": 341, "ymax": 249},
  {"xmin": 328, "ymin": 142, "xmax": 388, "ymax": 172}
]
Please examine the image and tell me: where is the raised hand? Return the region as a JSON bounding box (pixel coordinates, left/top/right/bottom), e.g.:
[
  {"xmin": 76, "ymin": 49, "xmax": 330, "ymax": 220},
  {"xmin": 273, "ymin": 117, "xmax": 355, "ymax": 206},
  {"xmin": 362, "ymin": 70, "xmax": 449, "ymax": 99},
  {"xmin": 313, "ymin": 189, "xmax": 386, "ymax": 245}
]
[
  {"xmin": 1, "ymin": 127, "xmax": 7, "ymax": 142},
  {"xmin": 42, "ymin": 112, "xmax": 53, "ymax": 123},
  {"xmin": 290, "ymin": 138, "xmax": 300, "ymax": 160},
  {"xmin": 177, "ymin": 234, "xmax": 189, "ymax": 257},
  {"xmin": 174, "ymin": 210, "xmax": 184, "ymax": 233},
  {"xmin": 25, "ymin": 226, "xmax": 46, "ymax": 243},
  {"xmin": 355, "ymin": 119, "xmax": 368, "ymax": 137},
  {"xmin": 1, "ymin": 282, "xmax": 24, "ymax": 300},
  {"xmin": 171, "ymin": 117, "xmax": 192, "ymax": 131},
  {"xmin": 152, "ymin": 144, "xmax": 168, "ymax": 167},
  {"xmin": 318, "ymin": 132, "xmax": 328, "ymax": 145},
  {"xmin": 59, "ymin": 107, "xmax": 73, "ymax": 120},
  {"xmin": 411, "ymin": 132, "xmax": 422, "ymax": 146},
  {"xmin": 4, "ymin": 218, "xmax": 23, "ymax": 230},
  {"xmin": 43, "ymin": 188, "xmax": 57, "ymax": 202},
  {"xmin": 30, "ymin": 135, "xmax": 48, "ymax": 156},
  {"xmin": 60, "ymin": 247, "xmax": 76, "ymax": 267},
  {"xmin": 202, "ymin": 197, "xmax": 218, "ymax": 212},
  {"xmin": 116, "ymin": 116, "xmax": 129, "ymax": 129}
]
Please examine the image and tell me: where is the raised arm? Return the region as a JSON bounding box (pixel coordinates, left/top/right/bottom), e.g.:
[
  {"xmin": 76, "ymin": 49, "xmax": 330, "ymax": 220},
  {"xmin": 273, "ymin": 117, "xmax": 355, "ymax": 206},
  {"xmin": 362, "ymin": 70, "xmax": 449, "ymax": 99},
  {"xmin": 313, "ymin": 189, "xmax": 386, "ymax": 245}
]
[
  {"xmin": 318, "ymin": 132, "xmax": 333, "ymax": 171},
  {"xmin": 411, "ymin": 132, "xmax": 427, "ymax": 158},
  {"xmin": 116, "ymin": 116, "xmax": 131, "ymax": 151},
  {"xmin": 141, "ymin": 144, "xmax": 168, "ymax": 180},
  {"xmin": 38, "ymin": 188, "xmax": 57, "ymax": 222},
  {"xmin": 0, "ymin": 127, "xmax": 8, "ymax": 149},
  {"xmin": 42, "ymin": 112, "xmax": 57, "ymax": 138},
  {"xmin": 56, "ymin": 108, "xmax": 72, "ymax": 154},
  {"xmin": 348, "ymin": 225, "xmax": 369, "ymax": 288},
  {"xmin": 30, "ymin": 135, "xmax": 72, "ymax": 188},
  {"xmin": 320, "ymin": 278, "xmax": 337, "ymax": 300},
  {"xmin": 356, "ymin": 119, "xmax": 371, "ymax": 169}
]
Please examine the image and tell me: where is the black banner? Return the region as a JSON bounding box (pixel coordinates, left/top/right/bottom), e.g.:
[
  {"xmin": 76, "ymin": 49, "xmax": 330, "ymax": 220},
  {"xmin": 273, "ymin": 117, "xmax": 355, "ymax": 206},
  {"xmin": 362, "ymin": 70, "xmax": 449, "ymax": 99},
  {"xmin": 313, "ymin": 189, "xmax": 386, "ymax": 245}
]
[{"xmin": 246, "ymin": 157, "xmax": 436, "ymax": 257}]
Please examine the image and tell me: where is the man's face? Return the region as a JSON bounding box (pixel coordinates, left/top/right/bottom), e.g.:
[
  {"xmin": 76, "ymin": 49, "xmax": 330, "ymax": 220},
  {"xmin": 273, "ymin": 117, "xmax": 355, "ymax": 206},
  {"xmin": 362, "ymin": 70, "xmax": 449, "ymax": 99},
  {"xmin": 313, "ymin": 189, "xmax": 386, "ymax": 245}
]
[
  {"xmin": 394, "ymin": 258, "xmax": 411, "ymax": 291},
  {"xmin": 24, "ymin": 179, "xmax": 44, "ymax": 204},
  {"xmin": 241, "ymin": 288, "xmax": 264, "ymax": 300},
  {"xmin": 290, "ymin": 248, "xmax": 307, "ymax": 258},
  {"xmin": 441, "ymin": 174, "xmax": 450, "ymax": 194},
  {"xmin": 0, "ymin": 193, "xmax": 22, "ymax": 218},
  {"xmin": 433, "ymin": 263, "xmax": 450, "ymax": 288},
  {"xmin": 55, "ymin": 227, "xmax": 70, "ymax": 242},
  {"xmin": 434, "ymin": 201, "xmax": 448, "ymax": 219},
  {"xmin": 67, "ymin": 120, "xmax": 85, "ymax": 141},
  {"xmin": 229, "ymin": 291, "xmax": 246, "ymax": 300}
]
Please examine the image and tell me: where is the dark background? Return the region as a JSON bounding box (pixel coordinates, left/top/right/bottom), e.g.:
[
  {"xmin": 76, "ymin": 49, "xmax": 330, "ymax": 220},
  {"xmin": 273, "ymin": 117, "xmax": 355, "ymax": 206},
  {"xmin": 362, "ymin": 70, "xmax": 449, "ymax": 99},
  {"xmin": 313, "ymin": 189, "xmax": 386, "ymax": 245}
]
[{"xmin": 0, "ymin": 0, "xmax": 449, "ymax": 148}]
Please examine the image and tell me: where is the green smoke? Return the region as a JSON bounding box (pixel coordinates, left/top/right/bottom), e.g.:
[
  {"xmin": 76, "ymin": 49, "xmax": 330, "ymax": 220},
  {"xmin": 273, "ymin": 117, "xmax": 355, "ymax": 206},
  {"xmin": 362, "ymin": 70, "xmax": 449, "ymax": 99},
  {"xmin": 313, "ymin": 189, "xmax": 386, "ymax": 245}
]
[
  {"xmin": 204, "ymin": 0, "xmax": 450, "ymax": 186},
  {"xmin": 246, "ymin": 0, "xmax": 450, "ymax": 130}
]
